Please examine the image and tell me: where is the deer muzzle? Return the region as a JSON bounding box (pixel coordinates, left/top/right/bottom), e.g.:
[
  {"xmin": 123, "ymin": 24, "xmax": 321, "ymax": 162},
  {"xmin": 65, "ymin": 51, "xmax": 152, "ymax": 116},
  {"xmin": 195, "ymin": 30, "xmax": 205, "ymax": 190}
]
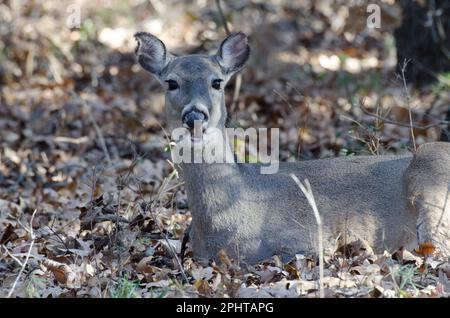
[{"xmin": 182, "ymin": 109, "xmax": 209, "ymax": 132}]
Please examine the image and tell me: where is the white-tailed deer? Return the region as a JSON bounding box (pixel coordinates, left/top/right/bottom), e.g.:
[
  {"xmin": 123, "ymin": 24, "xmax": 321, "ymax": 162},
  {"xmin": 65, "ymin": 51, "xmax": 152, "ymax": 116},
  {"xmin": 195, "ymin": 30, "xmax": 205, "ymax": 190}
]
[{"xmin": 135, "ymin": 32, "xmax": 450, "ymax": 263}]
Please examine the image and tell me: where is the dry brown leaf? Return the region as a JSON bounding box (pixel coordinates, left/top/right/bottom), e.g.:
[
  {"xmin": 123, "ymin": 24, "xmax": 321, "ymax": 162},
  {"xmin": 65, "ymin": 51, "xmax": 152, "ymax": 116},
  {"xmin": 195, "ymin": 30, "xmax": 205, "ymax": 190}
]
[
  {"xmin": 136, "ymin": 256, "xmax": 154, "ymax": 274},
  {"xmin": 42, "ymin": 258, "xmax": 77, "ymax": 287},
  {"xmin": 218, "ymin": 249, "xmax": 231, "ymax": 267},
  {"xmin": 283, "ymin": 263, "xmax": 300, "ymax": 279},
  {"xmin": 393, "ymin": 248, "xmax": 423, "ymax": 266},
  {"xmin": 0, "ymin": 223, "xmax": 18, "ymax": 245},
  {"xmin": 415, "ymin": 242, "xmax": 436, "ymax": 256},
  {"xmin": 193, "ymin": 279, "xmax": 213, "ymax": 297}
]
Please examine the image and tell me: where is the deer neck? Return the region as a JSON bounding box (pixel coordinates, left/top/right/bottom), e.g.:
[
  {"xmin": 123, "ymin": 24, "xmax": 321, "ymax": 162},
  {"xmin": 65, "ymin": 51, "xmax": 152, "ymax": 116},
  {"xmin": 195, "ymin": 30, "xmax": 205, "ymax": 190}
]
[
  {"xmin": 178, "ymin": 125, "xmax": 243, "ymax": 219},
  {"xmin": 179, "ymin": 126, "xmax": 239, "ymax": 185}
]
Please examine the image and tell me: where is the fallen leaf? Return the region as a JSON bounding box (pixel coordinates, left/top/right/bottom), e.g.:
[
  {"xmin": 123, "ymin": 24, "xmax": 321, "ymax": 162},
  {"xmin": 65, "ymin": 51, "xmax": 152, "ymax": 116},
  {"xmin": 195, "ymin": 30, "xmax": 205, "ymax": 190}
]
[
  {"xmin": 218, "ymin": 249, "xmax": 231, "ymax": 266},
  {"xmin": 193, "ymin": 279, "xmax": 213, "ymax": 297},
  {"xmin": 0, "ymin": 223, "xmax": 18, "ymax": 244},
  {"xmin": 415, "ymin": 242, "xmax": 436, "ymax": 256},
  {"xmin": 42, "ymin": 258, "xmax": 78, "ymax": 287}
]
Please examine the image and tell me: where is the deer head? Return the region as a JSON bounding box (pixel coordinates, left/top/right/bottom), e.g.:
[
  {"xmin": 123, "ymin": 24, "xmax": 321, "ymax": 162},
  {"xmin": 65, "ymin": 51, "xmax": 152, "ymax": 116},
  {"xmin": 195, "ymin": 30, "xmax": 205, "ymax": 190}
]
[{"xmin": 134, "ymin": 32, "xmax": 250, "ymax": 140}]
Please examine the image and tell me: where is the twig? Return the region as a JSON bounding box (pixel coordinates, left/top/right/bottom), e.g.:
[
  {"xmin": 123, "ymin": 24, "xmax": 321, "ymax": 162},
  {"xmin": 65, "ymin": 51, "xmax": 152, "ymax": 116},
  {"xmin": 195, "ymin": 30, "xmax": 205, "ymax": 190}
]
[
  {"xmin": 400, "ymin": 59, "xmax": 417, "ymax": 152},
  {"xmin": 290, "ymin": 175, "xmax": 324, "ymax": 298},
  {"xmin": 74, "ymin": 93, "xmax": 113, "ymax": 166},
  {"xmin": 88, "ymin": 166, "xmax": 99, "ymax": 230},
  {"xmin": 273, "ymin": 88, "xmax": 296, "ymax": 112},
  {"xmin": 163, "ymin": 231, "xmax": 189, "ymax": 283},
  {"xmin": 115, "ymin": 174, "xmax": 123, "ymax": 249},
  {"xmin": 53, "ymin": 136, "xmax": 89, "ymax": 144},
  {"xmin": 215, "ymin": 0, "xmax": 230, "ymax": 34},
  {"xmin": 180, "ymin": 224, "xmax": 191, "ymax": 262},
  {"xmin": 139, "ymin": 171, "xmax": 189, "ymax": 284},
  {"xmin": 230, "ymin": 73, "xmax": 242, "ymax": 114},
  {"xmin": 7, "ymin": 209, "xmax": 37, "ymax": 298},
  {"xmin": 359, "ymin": 100, "xmax": 448, "ymax": 130},
  {"xmin": 2, "ymin": 245, "xmax": 23, "ymax": 267},
  {"xmin": 343, "ymin": 102, "xmax": 382, "ymax": 155},
  {"xmin": 47, "ymin": 218, "xmax": 71, "ymax": 252},
  {"xmin": 286, "ymin": 83, "xmax": 311, "ymax": 159},
  {"xmin": 215, "ymin": 0, "xmax": 243, "ymax": 115},
  {"xmin": 273, "ymin": 87, "xmax": 305, "ymax": 156}
]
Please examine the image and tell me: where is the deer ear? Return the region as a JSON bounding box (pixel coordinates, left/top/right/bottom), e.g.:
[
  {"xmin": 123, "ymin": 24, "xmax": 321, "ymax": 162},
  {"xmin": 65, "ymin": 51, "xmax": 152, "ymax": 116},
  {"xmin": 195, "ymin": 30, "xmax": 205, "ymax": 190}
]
[
  {"xmin": 134, "ymin": 32, "xmax": 173, "ymax": 76},
  {"xmin": 216, "ymin": 32, "xmax": 250, "ymax": 75}
]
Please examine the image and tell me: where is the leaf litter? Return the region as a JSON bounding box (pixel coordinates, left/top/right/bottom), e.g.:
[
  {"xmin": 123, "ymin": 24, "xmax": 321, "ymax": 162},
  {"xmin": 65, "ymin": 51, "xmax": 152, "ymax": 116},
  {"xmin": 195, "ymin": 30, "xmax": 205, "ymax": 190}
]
[{"xmin": 1, "ymin": 0, "xmax": 450, "ymax": 298}]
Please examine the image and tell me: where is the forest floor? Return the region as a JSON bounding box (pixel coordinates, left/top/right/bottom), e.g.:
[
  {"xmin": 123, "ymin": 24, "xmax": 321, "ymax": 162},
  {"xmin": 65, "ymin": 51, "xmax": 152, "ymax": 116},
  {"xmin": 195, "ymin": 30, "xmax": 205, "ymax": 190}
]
[{"xmin": 1, "ymin": 0, "xmax": 450, "ymax": 298}]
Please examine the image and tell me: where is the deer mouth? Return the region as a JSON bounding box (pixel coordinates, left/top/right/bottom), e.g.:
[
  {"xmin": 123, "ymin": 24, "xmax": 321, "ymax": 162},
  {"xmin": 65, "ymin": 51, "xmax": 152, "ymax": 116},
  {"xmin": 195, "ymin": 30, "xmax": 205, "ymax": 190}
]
[
  {"xmin": 189, "ymin": 124, "xmax": 208, "ymax": 143},
  {"xmin": 182, "ymin": 109, "xmax": 209, "ymax": 142}
]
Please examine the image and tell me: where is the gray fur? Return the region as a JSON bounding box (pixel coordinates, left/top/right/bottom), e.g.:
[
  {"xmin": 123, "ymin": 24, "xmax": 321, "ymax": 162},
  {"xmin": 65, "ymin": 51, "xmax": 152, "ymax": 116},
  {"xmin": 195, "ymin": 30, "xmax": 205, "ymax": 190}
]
[{"xmin": 135, "ymin": 32, "xmax": 450, "ymax": 264}]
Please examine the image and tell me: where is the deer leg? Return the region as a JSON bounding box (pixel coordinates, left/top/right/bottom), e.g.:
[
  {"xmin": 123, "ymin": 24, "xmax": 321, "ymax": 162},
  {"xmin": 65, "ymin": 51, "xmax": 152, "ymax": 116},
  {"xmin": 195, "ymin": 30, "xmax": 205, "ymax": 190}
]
[{"xmin": 413, "ymin": 186, "xmax": 450, "ymax": 255}]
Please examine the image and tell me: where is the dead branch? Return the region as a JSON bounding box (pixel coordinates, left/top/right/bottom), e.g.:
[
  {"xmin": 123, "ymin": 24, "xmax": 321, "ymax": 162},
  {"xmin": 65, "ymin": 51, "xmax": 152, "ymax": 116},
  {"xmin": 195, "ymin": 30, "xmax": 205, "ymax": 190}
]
[
  {"xmin": 359, "ymin": 99, "xmax": 449, "ymax": 130},
  {"xmin": 7, "ymin": 209, "xmax": 37, "ymax": 298},
  {"xmin": 1, "ymin": 245, "xmax": 24, "ymax": 267},
  {"xmin": 215, "ymin": 0, "xmax": 230, "ymax": 34},
  {"xmin": 180, "ymin": 223, "xmax": 191, "ymax": 262},
  {"xmin": 400, "ymin": 59, "xmax": 417, "ymax": 152},
  {"xmin": 139, "ymin": 170, "xmax": 189, "ymax": 284},
  {"xmin": 215, "ymin": 0, "xmax": 243, "ymax": 115},
  {"xmin": 72, "ymin": 92, "xmax": 113, "ymax": 167}
]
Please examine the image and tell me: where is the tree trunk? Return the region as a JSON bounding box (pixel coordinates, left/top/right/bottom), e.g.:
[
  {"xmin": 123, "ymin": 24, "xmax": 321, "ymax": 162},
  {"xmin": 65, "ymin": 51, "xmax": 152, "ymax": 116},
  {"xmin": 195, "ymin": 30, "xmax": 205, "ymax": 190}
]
[
  {"xmin": 394, "ymin": 0, "xmax": 450, "ymax": 87},
  {"xmin": 441, "ymin": 108, "xmax": 450, "ymax": 141}
]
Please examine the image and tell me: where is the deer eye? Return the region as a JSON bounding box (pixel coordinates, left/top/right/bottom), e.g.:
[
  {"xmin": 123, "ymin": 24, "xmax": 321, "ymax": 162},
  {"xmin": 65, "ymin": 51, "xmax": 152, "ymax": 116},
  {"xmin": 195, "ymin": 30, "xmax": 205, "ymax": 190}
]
[
  {"xmin": 165, "ymin": 80, "xmax": 179, "ymax": 91},
  {"xmin": 212, "ymin": 79, "xmax": 222, "ymax": 90}
]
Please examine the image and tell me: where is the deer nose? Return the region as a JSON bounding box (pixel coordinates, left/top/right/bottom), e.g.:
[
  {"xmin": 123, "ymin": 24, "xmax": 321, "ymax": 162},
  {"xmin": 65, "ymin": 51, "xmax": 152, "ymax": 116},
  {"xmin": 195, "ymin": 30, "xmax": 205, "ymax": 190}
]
[{"xmin": 182, "ymin": 109, "xmax": 208, "ymax": 130}]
